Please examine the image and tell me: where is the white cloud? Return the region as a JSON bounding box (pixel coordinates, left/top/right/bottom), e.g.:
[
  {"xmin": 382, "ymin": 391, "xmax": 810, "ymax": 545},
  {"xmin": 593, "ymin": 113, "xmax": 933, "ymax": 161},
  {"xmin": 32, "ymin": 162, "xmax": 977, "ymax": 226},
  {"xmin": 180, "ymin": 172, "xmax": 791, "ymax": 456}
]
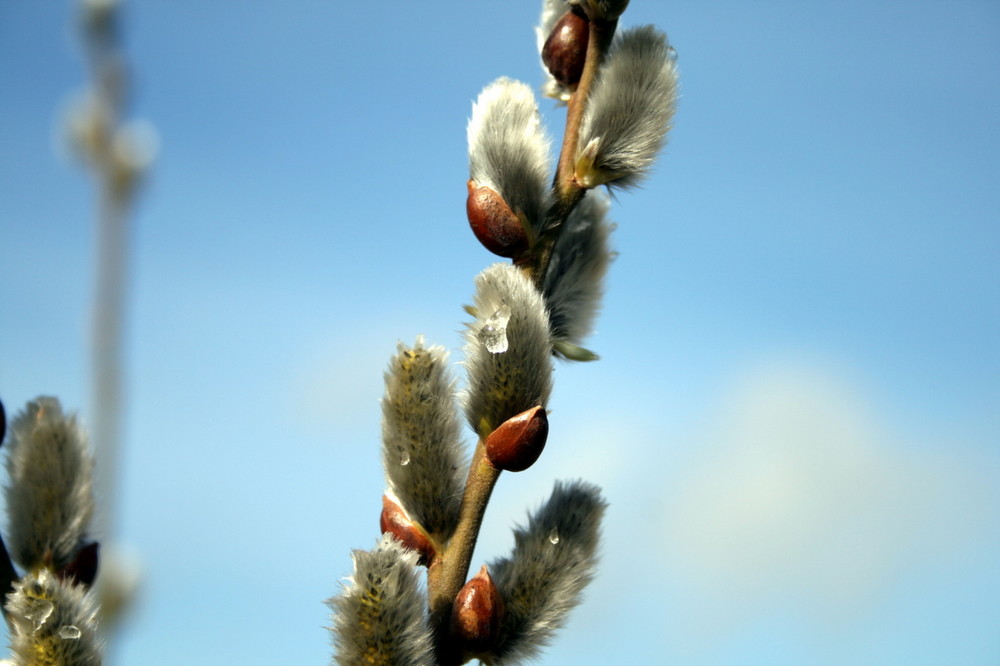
[{"xmin": 659, "ymin": 363, "xmax": 996, "ymax": 618}]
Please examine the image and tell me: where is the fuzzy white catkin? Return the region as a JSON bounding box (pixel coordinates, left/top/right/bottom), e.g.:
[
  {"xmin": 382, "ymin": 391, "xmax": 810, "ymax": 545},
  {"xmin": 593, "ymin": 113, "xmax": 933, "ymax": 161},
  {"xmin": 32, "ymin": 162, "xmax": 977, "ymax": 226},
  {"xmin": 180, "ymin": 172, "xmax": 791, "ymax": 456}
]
[
  {"xmin": 543, "ymin": 189, "xmax": 613, "ymax": 348},
  {"xmin": 488, "ymin": 480, "xmax": 607, "ymax": 664},
  {"xmin": 4, "ymin": 397, "xmax": 95, "ymax": 571},
  {"xmin": 463, "ymin": 264, "xmax": 553, "ymax": 436},
  {"xmin": 381, "ymin": 338, "xmax": 465, "ymax": 541},
  {"xmin": 468, "ymin": 78, "xmax": 552, "ymax": 233},
  {"xmin": 576, "ymin": 25, "xmax": 678, "ymax": 189},
  {"xmin": 328, "ymin": 535, "xmax": 434, "ymax": 666},
  {"xmin": 5, "ymin": 568, "xmax": 103, "ymax": 666}
]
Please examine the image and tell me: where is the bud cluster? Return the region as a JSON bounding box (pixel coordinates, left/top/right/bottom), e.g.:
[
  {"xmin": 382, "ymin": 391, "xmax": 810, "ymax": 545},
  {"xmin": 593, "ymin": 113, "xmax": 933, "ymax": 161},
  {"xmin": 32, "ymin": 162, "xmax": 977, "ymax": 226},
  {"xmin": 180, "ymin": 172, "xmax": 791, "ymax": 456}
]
[
  {"xmin": 0, "ymin": 397, "xmax": 104, "ymax": 664},
  {"xmin": 329, "ymin": 1, "xmax": 677, "ymax": 663},
  {"xmin": 469, "ymin": 0, "xmax": 678, "ymax": 355}
]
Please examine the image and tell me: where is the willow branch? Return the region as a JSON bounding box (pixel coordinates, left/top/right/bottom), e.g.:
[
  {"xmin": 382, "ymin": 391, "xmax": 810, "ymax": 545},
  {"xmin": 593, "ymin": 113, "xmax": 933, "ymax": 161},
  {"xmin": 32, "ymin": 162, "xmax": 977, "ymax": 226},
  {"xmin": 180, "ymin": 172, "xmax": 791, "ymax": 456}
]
[
  {"xmin": 426, "ymin": 438, "xmax": 501, "ymax": 665},
  {"xmin": 528, "ymin": 17, "xmax": 618, "ymax": 290}
]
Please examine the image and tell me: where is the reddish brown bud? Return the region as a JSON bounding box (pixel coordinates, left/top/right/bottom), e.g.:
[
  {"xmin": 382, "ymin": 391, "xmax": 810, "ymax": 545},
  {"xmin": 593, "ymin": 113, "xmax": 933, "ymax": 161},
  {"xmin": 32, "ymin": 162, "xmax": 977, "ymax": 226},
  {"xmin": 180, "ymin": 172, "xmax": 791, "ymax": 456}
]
[
  {"xmin": 542, "ymin": 10, "xmax": 589, "ymax": 87},
  {"xmin": 59, "ymin": 541, "xmax": 100, "ymax": 587},
  {"xmin": 466, "ymin": 180, "xmax": 529, "ymax": 258},
  {"xmin": 380, "ymin": 494, "xmax": 436, "ymax": 566},
  {"xmin": 485, "ymin": 405, "xmax": 549, "ymax": 472},
  {"xmin": 450, "ymin": 564, "xmax": 505, "ymax": 652}
]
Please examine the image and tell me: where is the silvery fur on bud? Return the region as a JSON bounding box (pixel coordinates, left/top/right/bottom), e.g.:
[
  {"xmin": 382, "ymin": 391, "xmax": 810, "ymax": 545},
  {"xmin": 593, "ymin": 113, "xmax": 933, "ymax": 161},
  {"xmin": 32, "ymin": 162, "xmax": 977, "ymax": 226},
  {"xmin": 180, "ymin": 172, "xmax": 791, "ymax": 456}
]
[
  {"xmin": 328, "ymin": 534, "xmax": 434, "ymax": 666},
  {"xmin": 382, "ymin": 338, "xmax": 465, "ymax": 541},
  {"xmin": 468, "ymin": 78, "xmax": 552, "ymax": 235},
  {"xmin": 576, "ymin": 25, "xmax": 678, "ymax": 189},
  {"xmin": 463, "ymin": 264, "xmax": 553, "ymax": 436},
  {"xmin": 487, "ymin": 480, "xmax": 607, "ymax": 664},
  {"xmin": 543, "ymin": 189, "xmax": 613, "ymax": 349}
]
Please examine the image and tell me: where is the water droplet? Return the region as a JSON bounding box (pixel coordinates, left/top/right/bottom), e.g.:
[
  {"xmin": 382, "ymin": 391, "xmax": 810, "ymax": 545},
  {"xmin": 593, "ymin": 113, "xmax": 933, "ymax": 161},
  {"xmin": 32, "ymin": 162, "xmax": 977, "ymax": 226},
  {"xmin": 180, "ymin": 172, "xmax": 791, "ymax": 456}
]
[
  {"xmin": 548, "ymin": 528, "xmax": 560, "ymax": 545},
  {"xmin": 477, "ymin": 304, "xmax": 512, "ymax": 354},
  {"xmin": 400, "ymin": 450, "xmax": 410, "ymax": 466},
  {"xmin": 58, "ymin": 625, "xmax": 82, "ymax": 640},
  {"xmin": 667, "ymin": 46, "xmax": 678, "ymax": 63},
  {"xmin": 25, "ymin": 599, "xmax": 54, "ymax": 631}
]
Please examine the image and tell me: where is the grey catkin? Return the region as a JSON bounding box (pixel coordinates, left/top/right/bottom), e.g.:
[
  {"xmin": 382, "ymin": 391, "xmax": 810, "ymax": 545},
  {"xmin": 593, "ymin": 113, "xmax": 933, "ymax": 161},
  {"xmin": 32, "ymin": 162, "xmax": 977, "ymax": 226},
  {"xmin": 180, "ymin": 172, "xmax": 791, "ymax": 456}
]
[
  {"xmin": 576, "ymin": 25, "xmax": 678, "ymax": 189},
  {"xmin": 5, "ymin": 568, "xmax": 103, "ymax": 666},
  {"xmin": 489, "ymin": 480, "xmax": 607, "ymax": 664},
  {"xmin": 543, "ymin": 189, "xmax": 614, "ymax": 348},
  {"xmin": 468, "ymin": 78, "xmax": 553, "ymax": 234},
  {"xmin": 328, "ymin": 535, "xmax": 435, "ymax": 666},
  {"xmin": 463, "ymin": 264, "xmax": 554, "ymax": 436},
  {"xmin": 4, "ymin": 397, "xmax": 95, "ymax": 571},
  {"xmin": 381, "ymin": 338, "xmax": 465, "ymax": 541}
]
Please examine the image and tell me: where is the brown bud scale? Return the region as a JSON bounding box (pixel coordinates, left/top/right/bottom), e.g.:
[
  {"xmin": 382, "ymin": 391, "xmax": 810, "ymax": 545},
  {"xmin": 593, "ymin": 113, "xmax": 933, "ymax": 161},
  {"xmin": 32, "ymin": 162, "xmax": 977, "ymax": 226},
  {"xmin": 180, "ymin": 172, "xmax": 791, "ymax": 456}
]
[
  {"xmin": 450, "ymin": 564, "xmax": 505, "ymax": 652},
  {"xmin": 466, "ymin": 181, "xmax": 529, "ymax": 258},
  {"xmin": 58, "ymin": 542, "xmax": 100, "ymax": 587},
  {"xmin": 485, "ymin": 405, "xmax": 549, "ymax": 472},
  {"xmin": 542, "ymin": 10, "xmax": 589, "ymax": 87},
  {"xmin": 380, "ymin": 494, "xmax": 436, "ymax": 566}
]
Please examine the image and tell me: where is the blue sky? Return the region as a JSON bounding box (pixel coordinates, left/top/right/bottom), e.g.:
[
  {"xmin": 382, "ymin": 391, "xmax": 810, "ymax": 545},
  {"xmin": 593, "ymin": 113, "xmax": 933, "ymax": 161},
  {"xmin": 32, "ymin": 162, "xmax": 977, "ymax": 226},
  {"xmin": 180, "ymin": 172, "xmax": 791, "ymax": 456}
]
[{"xmin": 2, "ymin": 1, "xmax": 999, "ymax": 664}]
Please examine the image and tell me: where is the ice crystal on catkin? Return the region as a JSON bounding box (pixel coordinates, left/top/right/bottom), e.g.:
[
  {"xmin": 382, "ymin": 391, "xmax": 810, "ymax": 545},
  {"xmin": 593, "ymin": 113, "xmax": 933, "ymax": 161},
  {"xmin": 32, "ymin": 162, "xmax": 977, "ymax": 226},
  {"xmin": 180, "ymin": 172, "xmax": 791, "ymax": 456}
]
[
  {"xmin": 463, "ymin": 264, "xmax": 553, "ymax": 436},
  {"xmin": 5, "ymin": 568, "xmax": 103, "ymax": 666}
]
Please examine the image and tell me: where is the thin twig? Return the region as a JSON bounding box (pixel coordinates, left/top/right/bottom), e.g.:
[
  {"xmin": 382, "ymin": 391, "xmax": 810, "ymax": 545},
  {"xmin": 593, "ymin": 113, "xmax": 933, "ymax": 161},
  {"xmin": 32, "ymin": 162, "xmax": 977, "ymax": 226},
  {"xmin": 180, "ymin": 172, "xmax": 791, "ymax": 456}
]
[
  {"xmin": 426, "ymin": 438, "xmax": 501, "ymax": 665},
  {"xmin": 528, "ymin": 17, "xmax": 618, "ymax": 290}
]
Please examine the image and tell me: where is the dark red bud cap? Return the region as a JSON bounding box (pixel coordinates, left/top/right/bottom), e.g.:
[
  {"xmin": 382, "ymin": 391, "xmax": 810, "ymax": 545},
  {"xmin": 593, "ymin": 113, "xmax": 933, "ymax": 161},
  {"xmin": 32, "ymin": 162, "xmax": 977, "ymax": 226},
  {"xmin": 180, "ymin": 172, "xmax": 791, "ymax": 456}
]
[
  {"xmin": 450, "ymin": 564, "xmax": 505, "ymax": 651},
  {"xmin": 542, "ymin": 10, "xmax": 589, "ymax": 87},
  {"xmin": 466, "ymin": 180, "xmax": 529, "ymax": 258},
  {"xmin": 59, "ymin": 541, "xmax": 100, "ymax": 587},
  {"xmin": 485, "ymin": 405, "xmax": 549, "ymax": 472},
  {"xmin": 575, "ymin": 0, "xmax": 630, "ymax": 21},
  {"xmin": 380, "ymin": 494, "xmax": 436, "ymax": 566}
]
